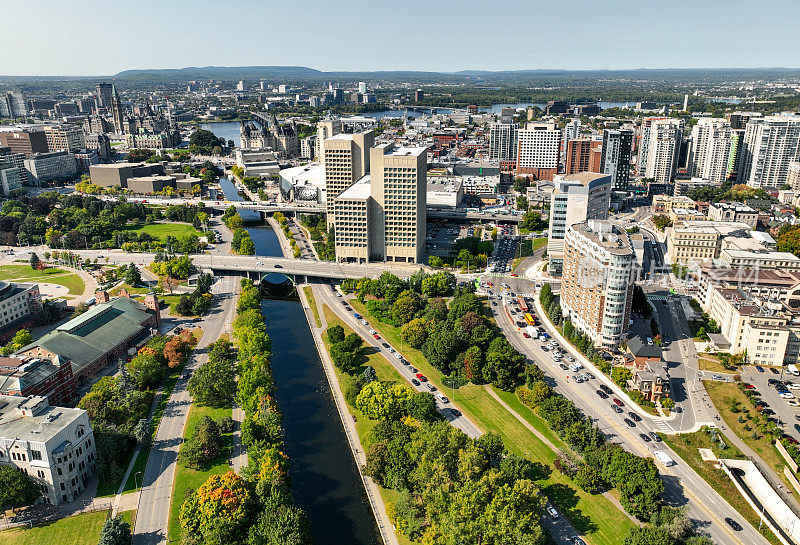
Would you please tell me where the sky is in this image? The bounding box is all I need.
[2,0,799,76]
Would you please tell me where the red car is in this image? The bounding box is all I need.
[373,334,380,340]
[510,273,518,277]
[415,373,428,382]
[486,282,494,286]
[522,332,530,338]
[613,398,624,407]
[744,383,756,390]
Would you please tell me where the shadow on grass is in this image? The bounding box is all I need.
[539,482,598,535]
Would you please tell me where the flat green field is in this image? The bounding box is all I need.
[167,404,233,541]
[122,223,204,242]
[0,510,134,545]
[349,299,635,545]
[0,265,84,295]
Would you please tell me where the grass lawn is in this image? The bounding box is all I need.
[121,223,203,242]
[0,265,65,280]
[167,404,233,542]
[109,283,150,297]
[349,299,635,545]
[663,430,779,545]
[304,286,320,327]
[697,354,734,373]
[704,381,788,475]
[532,237,548,251]
[0,510,134,545]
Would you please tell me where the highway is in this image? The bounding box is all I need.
[132,275,239,545]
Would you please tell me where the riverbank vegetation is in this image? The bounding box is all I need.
[178,279,311,545]
[222,206,256,255]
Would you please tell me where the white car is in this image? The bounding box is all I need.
[547,507,559,518]
[788,400,800,407]
[788,383,800,390]
[437,394,449,404]
[361,320,369,326]
[394,353,402,359]
[368,329,377,335]
[781,392,796,399]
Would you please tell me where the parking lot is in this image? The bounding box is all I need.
[740,365,800,441]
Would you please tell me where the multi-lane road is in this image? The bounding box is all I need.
[487,284,769,545]
[132,275,239,545]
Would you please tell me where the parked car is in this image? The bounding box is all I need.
[649,432,662,442]
[411,379,420,386]
[613,398,624,407]
[624,418,636,427]
[415,373,428,382]
[450,408,462,417]
[611,405,623,414]
[639,433,651,442]
[600,385,613,395]
[725,518,742,531]
[744,383,756,390]
[596,390,609,399]
[547,507,559,518]
[628,412,642,422]
[755,365,764,372]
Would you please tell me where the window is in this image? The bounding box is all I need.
[31,451,42,461]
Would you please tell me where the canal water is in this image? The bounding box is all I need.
[249,226,381,545]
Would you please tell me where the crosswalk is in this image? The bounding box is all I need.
[646,294,671,301]
[652,419,673,432]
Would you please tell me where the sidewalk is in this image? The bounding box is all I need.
[297,284,399,545]
[265,217,292,258]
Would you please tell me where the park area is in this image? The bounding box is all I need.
[0,265,85,297]
[0,510,134,545]
[118,222,204,243]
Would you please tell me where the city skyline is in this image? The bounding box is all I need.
[2,0,800,76]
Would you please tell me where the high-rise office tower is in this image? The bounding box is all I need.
[489,123,518,171]
[358,82,367,94]
[688,118,733,183]
[95,82,113,111]
[640,119,683,183]
[738,115,800,190]
[560,220,635,348]
[516,123,560,180]
[547,172,612,273]
[370,144,427,263]
[333,143,427,264]
[0,91,28,118]
[600,129,633,190]
[563,119,582,143]
[635,117,667,175]
[323,130,374,227]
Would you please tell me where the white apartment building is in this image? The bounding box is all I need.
[688,118,732,183]
[560,220,635,348]
[43,125,85,153]
[547,172,611,273]
[739,115,800,190]
[789,161,800,191]
[641,119,683,183]
[516,123,560,180]
[23,151,77,184]
[0,395,95,505]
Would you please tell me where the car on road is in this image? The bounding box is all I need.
[628,412,642,422]
[782,392,796,399]
[409,366,418,373]
[354,313,362,319]
[596,390,609,399]
[611,405,623,414]
[744,383,756,390]
[402,360,410,366]
[789,383,800,390]
[613,398,624,407]
[522,332,530,338]
[411,379,420,386]
[382,342,390,348]
[768,379,782,385]
[426,383,437,391]
[274,264,283,268]
[771,368,780,374]
[361,320,369,326]
[789,400,800,407]
[540,345,549,351]
[450,408,462,417]
[437,394,449,403]
[712,374,724,380]
[573,375,584,383]
[600,385,613,395]
[585,372,595,379]
[624,418,636,427]
[559,363,568,370]
[640,433,651,442]
[756,365,764,372]
[341,301,348,306]
[394,353,402,359]
[372,334,379,339]
[725,518,742,531]
[649,432,662,442]
[547,507,559,518]
[415,373,428,382]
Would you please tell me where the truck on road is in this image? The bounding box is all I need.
[654,450,675,467]
[788,364,800,376]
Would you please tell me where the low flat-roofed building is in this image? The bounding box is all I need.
[126,175,176,194]
[427,178,463,208]
[666,221,753,265]
[696,265,800,311]
[279,162,325,203]
[0,355,75,406]
[0,395,95,505]
[652,194,698,214]
[669,207,705,223]
[89,162,164,188]
[708,202,759,227]
[18,295,159,385]
[718,249,800,270]
[24,151,77,183]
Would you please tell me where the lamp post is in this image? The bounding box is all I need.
[134,470,142,492]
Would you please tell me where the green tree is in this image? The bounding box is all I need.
[326,324,345,344]
[98,515,132,545]
[405,392,440,423]
[623,527,675,545]
[1,329,33,355]
[125,264,142,287]
[180,472,253,543]
[239,236,256,255]
[179,416,224,469]
[29,252,39,269]
[355,381,415,420]
[516,195,528,210]
[401,318,429,348]
[0,465,38,509]
[188,358,236,407]
[391,293,420,325]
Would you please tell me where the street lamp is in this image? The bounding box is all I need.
[134,470,142,492]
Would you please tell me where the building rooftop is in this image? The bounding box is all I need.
[336,174,372,200]
[0,395,85,444]
[0,355,67,393]
[572,220,633,256]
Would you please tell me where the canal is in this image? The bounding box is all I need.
[248,226,381,545]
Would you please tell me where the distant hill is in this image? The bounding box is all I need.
[114,65,324,81]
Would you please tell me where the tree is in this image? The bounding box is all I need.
[623,527,675,545]
[405,392,440,422]
[189,358,236,407]
[1,329,32,355]
[125,264,142,287]
[0,465,39,510]
[391,293,420,325]
[401,318,429,348]
[134,418,151,448]
[29,252,39,269]
[180,471,253,544]
[516,195,528,210]
[239,236,256,255]
[98,515,132,545]
[355,381,415,420]
[180,416,224,469]
[326,324,345,344]
[652,215,672,231]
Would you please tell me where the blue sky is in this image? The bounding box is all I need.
[2,0,798,75]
